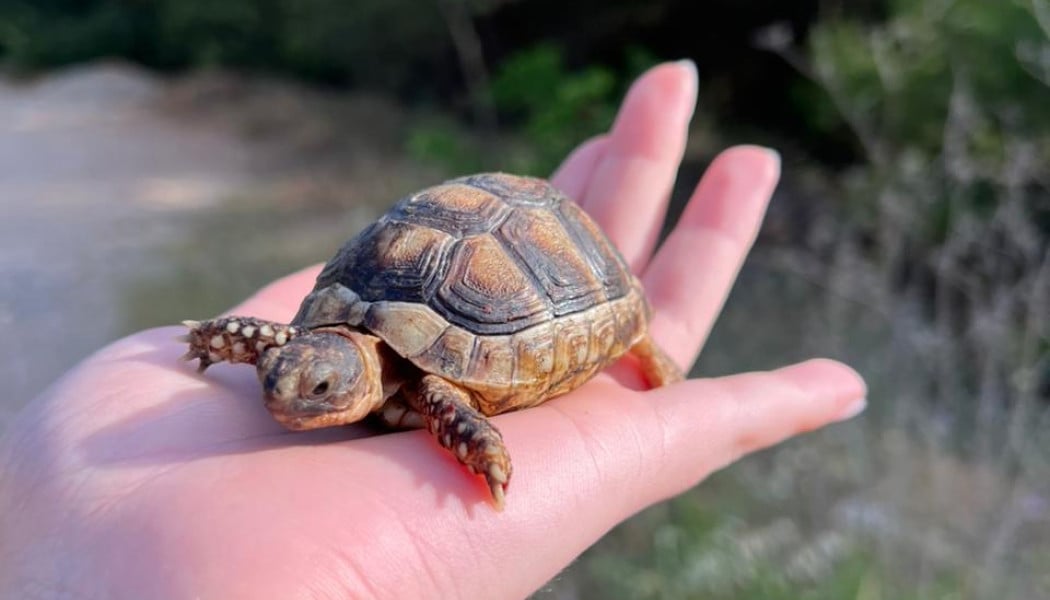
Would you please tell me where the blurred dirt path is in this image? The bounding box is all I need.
[0,64,254,427]
[0,63,430,429]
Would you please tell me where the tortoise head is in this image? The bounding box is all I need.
[256,329,384,430]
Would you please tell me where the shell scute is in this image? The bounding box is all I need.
[417,326,476,381]
[511,323,556,381]
[556,199,633,300]
[362,302,447,358]
[390,183,511,238]
[453,173,557,208]
[433,233,553,335]
[497,206,605,316]
[466,335,515,388]
[319,219,453,305]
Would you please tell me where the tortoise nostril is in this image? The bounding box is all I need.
[263,370,281,394]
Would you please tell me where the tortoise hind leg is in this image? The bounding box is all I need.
[405,375,512,510]
[630,333,685,387]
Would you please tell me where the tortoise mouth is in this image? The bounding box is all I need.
[266,402,362,430]
[268,410,310,431]
[263,394,328,415]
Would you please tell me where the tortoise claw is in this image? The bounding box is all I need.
[178,347,212,373]
[178,321,203,364]
[486,464,509,511]
[178,320,211,372]
[489,479,507,511]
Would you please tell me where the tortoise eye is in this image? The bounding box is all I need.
[302,363,338,400]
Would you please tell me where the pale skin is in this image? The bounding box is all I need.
[0,61,866,599]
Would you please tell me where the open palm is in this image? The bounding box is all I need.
[0,62,865,599]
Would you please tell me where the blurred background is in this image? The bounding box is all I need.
[1,0,1049,597]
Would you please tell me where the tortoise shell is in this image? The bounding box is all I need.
[292,173,648,413]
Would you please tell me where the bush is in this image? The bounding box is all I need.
[765,0,1050,417]
[489,43,619,174]
[791,0,1050,226]
[407,43,655,176]
[0,0,453,92]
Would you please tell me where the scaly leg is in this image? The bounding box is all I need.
[630,333,685,387]
[407,375,512,510]
[179,316,301,372]
[376,392,426,430]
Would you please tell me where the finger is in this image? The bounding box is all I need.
[581,60,697,272]
[643,145,780,368]
[550,134,609,201]
[645,359,867,497]
[225,264,324,322]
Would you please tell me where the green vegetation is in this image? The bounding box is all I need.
[0,0,451,91]
[794,0,1050,228]
[408,43,647,175]
[489,43,618,173]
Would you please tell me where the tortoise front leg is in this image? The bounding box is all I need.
[180,316,301,372]
[407,375,513,510]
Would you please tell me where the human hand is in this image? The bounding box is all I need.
[0,61,866,599]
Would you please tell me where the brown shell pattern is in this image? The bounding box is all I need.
[299,173,645,409]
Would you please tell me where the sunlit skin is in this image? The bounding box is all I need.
[0,62,866,599]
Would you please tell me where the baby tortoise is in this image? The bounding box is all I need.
[181,173,683,509]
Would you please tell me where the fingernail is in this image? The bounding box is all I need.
[674,59,698,120]
[835,397,867,422]
[676,58,698,79]
[761,146,781,168]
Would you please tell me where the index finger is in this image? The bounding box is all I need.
[226,264,324,322]
[643,146,780,369]
[578,61,697,273]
